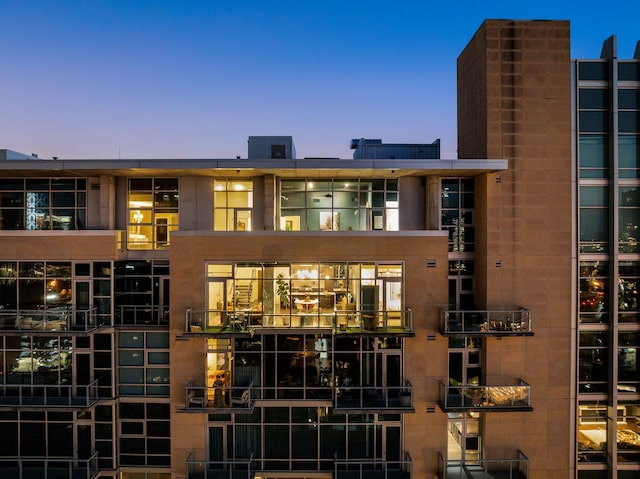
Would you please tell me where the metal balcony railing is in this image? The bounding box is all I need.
[438,379,532,412]
[185,308,413,335]
[334,451,412,479]
[183,382,255,412]
[438,450,528,479]
[335,381,414,411]
[185,452,254,479]
[0,451,99,479]
[0,308,97,332]
[116,305,169,327]
[0,379,100,408]
[439,309,532,336]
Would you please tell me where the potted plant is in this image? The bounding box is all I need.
[276,274,290,310]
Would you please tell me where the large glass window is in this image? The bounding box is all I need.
[441,178,475,253]
[620,187,640,252]
[227,406,401,470]
[580,185,608,253]
[280,179,398,231]
[118,331,169,396]
[579,134,609,178]
[205,262,403,331]
[214,179,253,231]
[619,261,640,324]
[579,261,608,324]
[4,335,72,385]
[579,331,609,393]
[0,178,86,230]
[578,401,608,463]
[119,402,170,467]
[618,332,639,393]
[128,178,178,249]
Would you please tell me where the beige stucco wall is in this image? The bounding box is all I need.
[458,20,574,479]
[168,232,450,478]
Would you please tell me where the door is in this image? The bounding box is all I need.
[208,279,229,328]
[382,278,402,328]
[448,413,481,461]
[209,426,226,464]
[376,349,402,400]
[74,280,90,329]
[154,276,170,324]
[378,424,401,462]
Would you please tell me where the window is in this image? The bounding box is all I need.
[579,185,608,253]
[118,332,170,396]
[619,262,640,323]
[0,178,86,230]
[579,261,608,325]
[119,402,170,466]
[214,179,253,231]
[280,179,398,231]
[619,187,640,252]
[441,178,475,253]
[128,178,178,249]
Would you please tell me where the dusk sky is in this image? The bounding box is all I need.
[1,1,638,160]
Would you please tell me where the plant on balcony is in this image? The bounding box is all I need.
[276,274,290,310]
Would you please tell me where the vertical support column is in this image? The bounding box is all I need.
[263,174,276,231]
[427,175,441,230]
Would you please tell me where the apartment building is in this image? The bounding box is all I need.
[0,18,637,479]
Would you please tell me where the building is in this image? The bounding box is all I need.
[0,18,637,479]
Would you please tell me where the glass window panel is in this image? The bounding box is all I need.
[581,186,608,206]
[580,89,608,109]
[26,179,49,190]
[147,332,169,348]
[619,135,640,170]
[119,350,144,366]
[579,135,608,172]
[619,62,640,81]
[119,333,144,348]
[619,89,640,109]
[580,111,608,132]
[0,191,24,206]
[120,369,144,384]
[579,62,607,81]
[0,179,24,190]
[619,111,640,133]
[129,179,153,191]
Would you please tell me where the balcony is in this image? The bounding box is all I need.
[335,381,415,413]
[438,450,528,479]
[334,452,412,479]
[185,453,254,479]
[438,379,532,412]
[0,451,99,479]
[0,308,98,332]
[181,382,255,413]
[0,380,100,408]
[184,308,414,336]
[439,309,532,336]
[116,305,169,327]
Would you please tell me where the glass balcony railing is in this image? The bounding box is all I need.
[0,308,97,332]
[335,381,414,412]
[439,309,532,336]
[116,305,169,327]
[182,382,255,412]
[185,308,413,335]
[438,379,532,412]
[0,451,100,479]
[334,452,412,479]
[0,379,100,408]
[185,453,254,479]
[438,450,528,479]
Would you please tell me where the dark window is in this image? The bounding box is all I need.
[271,145,286,159]
[579,62,608,81]
[619,62,640,81]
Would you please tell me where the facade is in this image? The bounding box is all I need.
[0,18,637,479]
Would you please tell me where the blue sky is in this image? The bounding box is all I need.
[1,1,638,160]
